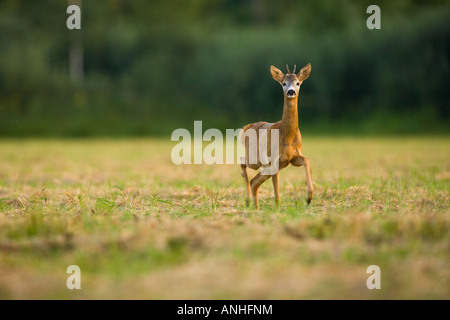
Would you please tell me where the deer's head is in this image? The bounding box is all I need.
[270,63,311,99]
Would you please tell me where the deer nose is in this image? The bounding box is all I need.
[287,89,295,96]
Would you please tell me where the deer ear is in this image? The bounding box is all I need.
[297,63,311,81]
[270,65,285,83]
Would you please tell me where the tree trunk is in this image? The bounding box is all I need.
[68,0,84,83]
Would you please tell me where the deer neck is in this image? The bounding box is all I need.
[280,96,299,141]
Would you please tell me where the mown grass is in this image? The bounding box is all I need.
[0,136,448,299]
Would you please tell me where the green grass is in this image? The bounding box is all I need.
[0,136,449,299]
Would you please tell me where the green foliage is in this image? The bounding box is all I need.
[0,1,448,136]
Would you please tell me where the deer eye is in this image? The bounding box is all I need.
[283,83,286,86]
[296,82,300,86]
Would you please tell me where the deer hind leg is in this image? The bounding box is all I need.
[250,172,271,209]
[291,155,314,204]
[240,164,252,206]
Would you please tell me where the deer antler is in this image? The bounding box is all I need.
[293,65,297,74]
[286,64,291,74]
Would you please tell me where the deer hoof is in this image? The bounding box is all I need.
[306,191,313,205]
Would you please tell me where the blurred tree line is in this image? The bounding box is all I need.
[0,0,448,136]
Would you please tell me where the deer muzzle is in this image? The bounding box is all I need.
[286,88,296,97]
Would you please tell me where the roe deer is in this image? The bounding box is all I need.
[240,63,313,209]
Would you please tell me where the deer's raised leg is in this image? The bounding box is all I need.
[304,158,314,204]
[272,171,280,208]
[240,164,252,206]
[250,172,271,209]
[291,155,314,204]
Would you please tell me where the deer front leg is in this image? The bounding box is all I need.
[292,156,314,204]
[304,158,314,204]
[250,172,271,209]
[272,171,280,208]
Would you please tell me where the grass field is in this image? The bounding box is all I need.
[0,136,449,299]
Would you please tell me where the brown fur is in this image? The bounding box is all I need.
[241,64,314,209]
